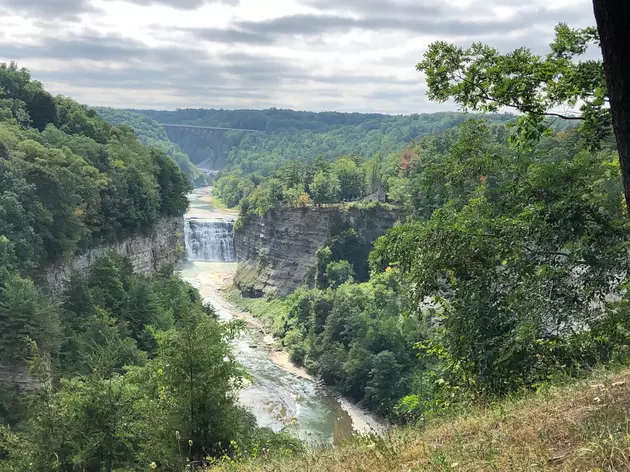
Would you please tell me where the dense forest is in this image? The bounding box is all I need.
[95,108,209,186]
[3,10,630,471]
[0,63,299,470]
[225,23,630,426]
[234,121,629,421]
[125,108,515,175]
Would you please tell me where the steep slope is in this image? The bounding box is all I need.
[0,63,190,392]
[217,367,630,471]
[96,107,209,186]
[234,204,402,297]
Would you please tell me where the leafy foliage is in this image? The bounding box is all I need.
[0,62,190,363]
[252,268,424,419]
[1,256,301,470]
[417,24,609,151]
[135,108,514,176]
[373,121,629,406]
[96,107,209,186]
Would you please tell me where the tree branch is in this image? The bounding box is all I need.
[459,75,584,121]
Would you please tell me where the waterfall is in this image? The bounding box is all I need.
[184,218,236,262]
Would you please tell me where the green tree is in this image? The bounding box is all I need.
[0,276,59,361]
[332,157,365,201]
[415,22,630,216]
[324,260,355,288]
[315,246,332,289]
[373,126,628,395]
[27,90,57,132]
[3,340,142,472]
[151,149,191,216]
[134,311,251,468]
[417,24,606,151]
[364,351,404,416]
[310,170,340,204]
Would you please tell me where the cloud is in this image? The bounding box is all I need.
[235,12,539,38]
[125,0,239,8]
[0,0,597,114]
[184,27,273,45]
[0,0,94,18]
[0,0,239,19]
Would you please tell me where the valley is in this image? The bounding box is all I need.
[3,9,630,467]
[179,188,384,445]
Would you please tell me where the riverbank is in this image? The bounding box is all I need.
[179,260,385,441]
[187,186,238,220]
[214,367,630,471]
[229,296,384,436]
[222,286,386,436]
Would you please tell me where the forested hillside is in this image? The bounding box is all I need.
[0,63,299,470]
[96,107,209,186]
[0,63,190,278]
[3,10,630,470]
[132,108,515,175]
[233,121,629,421]
[226,23,630,439]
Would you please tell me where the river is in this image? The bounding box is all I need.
[179,187,383,446]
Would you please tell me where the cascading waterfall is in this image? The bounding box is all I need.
[184,218,236,262]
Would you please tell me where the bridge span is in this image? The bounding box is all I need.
[159,123,262,133]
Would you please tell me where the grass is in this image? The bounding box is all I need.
[199,193,228,210]
[214,367,630,472]
[224,288,288,336]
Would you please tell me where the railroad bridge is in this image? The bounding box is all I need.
[159,123,263,170]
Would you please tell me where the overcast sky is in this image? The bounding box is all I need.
[0,0,595,114]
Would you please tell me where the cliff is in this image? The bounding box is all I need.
[42,216,184,295]
[1,217,185,393]
[234,205,401,297]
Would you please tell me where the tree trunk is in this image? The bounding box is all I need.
[593,0,630,216]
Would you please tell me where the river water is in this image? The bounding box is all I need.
[179,188,382,446]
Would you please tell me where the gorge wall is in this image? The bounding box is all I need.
[234,205,401,297]
[2,216,185,392]
[42,216,184,294]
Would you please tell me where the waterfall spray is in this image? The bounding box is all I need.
[184,219,236,262]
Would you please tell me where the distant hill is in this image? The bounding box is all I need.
[95,107,209,186]
[128,109,517,175]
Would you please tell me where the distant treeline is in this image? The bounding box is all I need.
[125,108,516,175]
[95,107,209,186]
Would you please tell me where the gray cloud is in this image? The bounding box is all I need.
[0,33,309,102]
[213,0,592,45]
[125,0,238,8]
[235,2,594,39]
[184,27,273,45]
[0,0,597,113]
[0,0,239,18]
[0,34,196,63]
[235,13,535,37]
[0,0,94,18]
[306,0,586,21]
[0,28,429,111]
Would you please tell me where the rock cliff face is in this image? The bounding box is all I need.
[0,362,45,394]
[3,217,185,393]
[234,205,401,297]
[42,216,184,295]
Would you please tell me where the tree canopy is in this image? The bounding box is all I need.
[417,24,608,151]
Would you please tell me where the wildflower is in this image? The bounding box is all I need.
[150,462,157,469]
[385,266,392,273]
[188,440,193,447]
[175,431,181,440]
